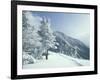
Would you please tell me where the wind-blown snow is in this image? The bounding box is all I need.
[23,51,90,69]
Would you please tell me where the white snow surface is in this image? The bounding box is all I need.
[23,51,90,69]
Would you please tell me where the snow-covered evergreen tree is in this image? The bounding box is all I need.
[22,11,42,64]
[74,46,82,59]
[38,17,56,59]
[22,52,36,65]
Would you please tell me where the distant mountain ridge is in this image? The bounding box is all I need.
[50,31,90,60]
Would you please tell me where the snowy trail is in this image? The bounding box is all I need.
[58,53,89,66]
[23,51,89,69]
[59,53,83,66]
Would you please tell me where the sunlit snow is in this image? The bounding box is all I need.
[23,51,89,69]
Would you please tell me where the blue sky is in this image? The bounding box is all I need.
[29,11,90,47]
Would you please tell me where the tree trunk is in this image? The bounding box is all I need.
[46,49,48,60]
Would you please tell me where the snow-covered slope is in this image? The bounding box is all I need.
[23,51,89,69]
[51,31,90,59]
[59,53,90,66]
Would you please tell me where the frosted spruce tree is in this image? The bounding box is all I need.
[38,17,56,60]
[22,11,42,64]
[74,46,82,59]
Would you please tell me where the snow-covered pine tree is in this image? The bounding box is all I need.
[74,46,82,59]
[22,11,42,64]
[38,17,56,60]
